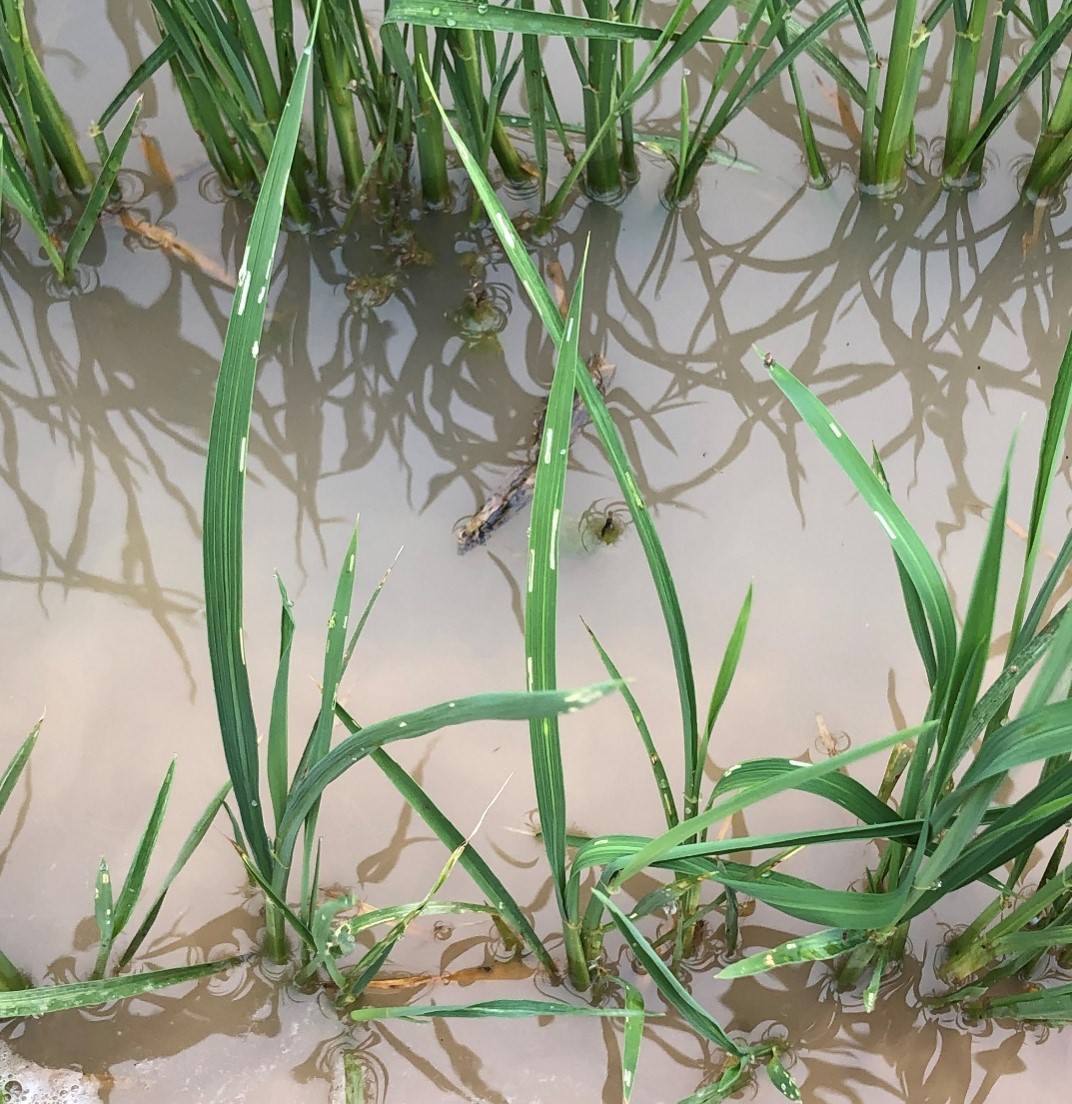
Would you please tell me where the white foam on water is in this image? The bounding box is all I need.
[0,1041,103,1104]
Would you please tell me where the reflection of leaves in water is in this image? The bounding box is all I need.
[4,149,1070,690]
[0,240,211,688]
[14,905,269,1067]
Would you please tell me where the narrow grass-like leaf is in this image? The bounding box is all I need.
[267,575,295,831]
[92,858,115,977]
[768,355,956,692]
[350,998,651,1021]
[949,700,1072,792]
[118,779,232,969]
[766,1052,801,1102]
[524,245,588,919]
[966,605,1068,741]
[584,620,678,828]
[912,762,1072,913]
[98,37,179,128]
[708,756,901,825]
[0,721,39,814]
[1012,331,1072,651]
[608,725,925,887]
[387,0,736,43]
[202,11,319,876]
[299,522,361,907]
[596,889,743,1056]
[709,862,911,929]
[365,739,555,973]
[0,946,27,993]
[601,975,645,1102]
[925,441,1011,797]
[0,959,243,1017]
[275,683,621,876]
[718,927,868,979]
[63,99,141,281]
[698,585,752,768]
[0,131,64,275]
[110,760,176,938]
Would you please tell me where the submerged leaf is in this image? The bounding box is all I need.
[350,998,652,1021]
[0,959,244,1017]
[718,927,868,979]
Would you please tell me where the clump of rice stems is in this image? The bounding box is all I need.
[203,12,617,990]
[663,0,842,200]
[0,0,92,216]
[709,337,1072,1010]
[98,0,528,213]
[940,2,1072,190]
[0,720,241,1015]
[1019,5,1072,204]
[2,101,142,284]
[97,0,313,222]
[821,0,1072,195]
[388,0,795,217]
[847,0,940,194]
[0,6,142,285]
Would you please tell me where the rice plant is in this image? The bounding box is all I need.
[390,0,837,216]
[1,102,141,284]
[0,721,240,1015]
[940,1,1072,190]
[98,0,313,221]
[706,338,1071,1006]
[0,724,38,993]
[0,0,142,284]
[423,68,912,1100]
[202,12,618,987]
[0,0,92,215]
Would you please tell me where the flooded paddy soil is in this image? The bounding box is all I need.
[2,1,1072,1101]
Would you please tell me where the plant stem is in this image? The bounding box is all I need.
[563,921,592,990]
[264,901,290,964]
[0,947,28,992]
[942,0,988,182]
[870,11,929,192]
[580,0,620,198]
[413,25,450,205]
[1023,64,1072,200]
[310,3,366,195]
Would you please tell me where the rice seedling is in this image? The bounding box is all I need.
[425,68,913,1100]
[662,0,845,199]
[706,342,1072,1008]
[0,7,142,286]
[0,723,38,993]
[202,12,619,987]
[91,764,233,980]
[940,2,1072,189]
[390,0,834,216]
[0,0,92,216]
[0,720,240,1015]
[98,0,314,220]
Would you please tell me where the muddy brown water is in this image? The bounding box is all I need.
[2,2,1072,1101]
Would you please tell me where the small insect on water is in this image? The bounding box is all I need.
[763,351,775,368]
[579,499,632,550]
